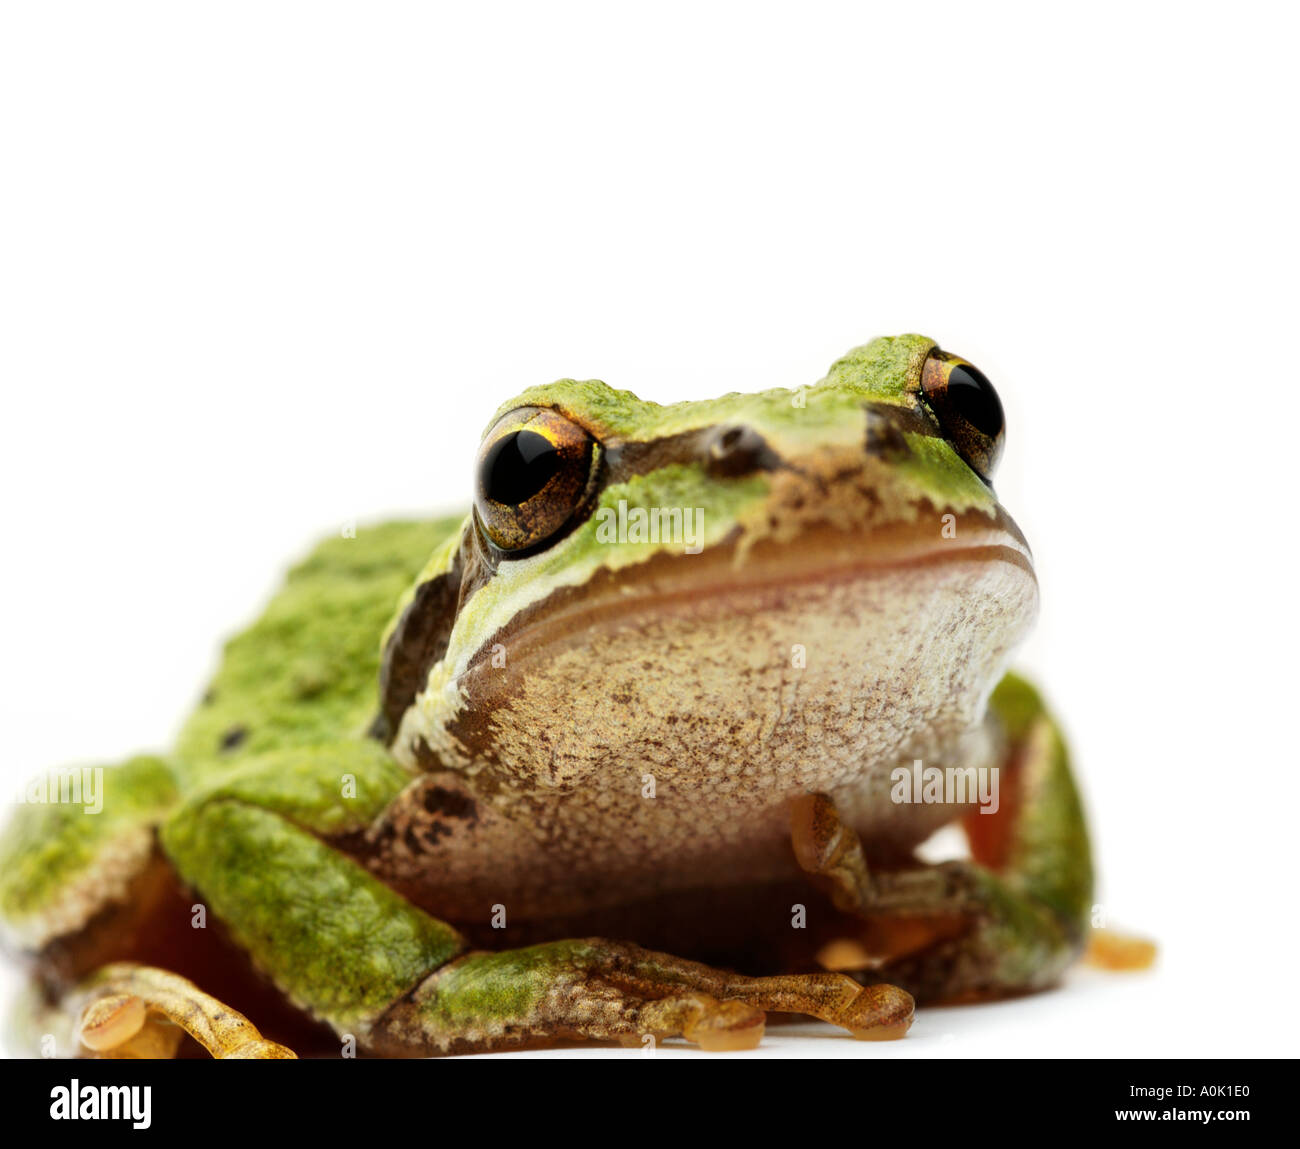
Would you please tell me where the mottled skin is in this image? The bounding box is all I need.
[0,335,1094,1057]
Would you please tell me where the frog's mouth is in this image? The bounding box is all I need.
[468,507,1033,668]
[437,505,1038,790]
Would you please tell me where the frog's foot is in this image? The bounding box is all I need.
[1083,929,1158,971]
[790,791,876,913]
[796,804,1082,999]
[368,939,914,1054]
[70,963,297,1059]
[792,675,1099,1001]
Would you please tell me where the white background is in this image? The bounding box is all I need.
[1,2,1296,1059]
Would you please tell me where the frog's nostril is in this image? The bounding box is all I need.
[705,425,779,477]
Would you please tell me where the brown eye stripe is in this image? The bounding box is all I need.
[603,423,782,483]
[862,400,942,444]
[371,539,468,745]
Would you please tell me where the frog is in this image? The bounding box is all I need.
[0,333,1102,1058]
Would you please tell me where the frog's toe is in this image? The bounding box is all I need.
[612,970,913,1049]
[637,992,766,1051]
[1083,929,1158,971]
[838,983,916,1040]
[69,963,297,1059]
[76,992,148,1052]
[727,970,915,1040]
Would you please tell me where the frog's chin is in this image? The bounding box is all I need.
[431,509,1038,797]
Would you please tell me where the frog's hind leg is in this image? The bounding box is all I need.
[794,672,1098,1001]
[368,940,914,1055]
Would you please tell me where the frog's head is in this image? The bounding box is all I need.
[377,335,1037,797]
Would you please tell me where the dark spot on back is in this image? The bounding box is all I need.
[219,726,247,752]
[403,824,430,853]
[421,785,478,823]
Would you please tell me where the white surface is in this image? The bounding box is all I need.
[1,2,1296,1058]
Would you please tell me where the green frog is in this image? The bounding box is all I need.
[0,334,1098,1057]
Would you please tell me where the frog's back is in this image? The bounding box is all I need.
[174,517,464,782]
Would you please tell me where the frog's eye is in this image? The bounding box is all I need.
[475,406,599,554]
[919,350,1005,483]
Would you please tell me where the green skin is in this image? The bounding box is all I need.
[0,335,1093,1056]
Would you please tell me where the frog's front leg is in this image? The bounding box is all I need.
[70,965,296,1058]
[153,743,912,1054]
[794,672,1094,1000]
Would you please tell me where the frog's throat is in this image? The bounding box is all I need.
[389,506,1036,778]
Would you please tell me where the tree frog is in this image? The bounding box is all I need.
[0,334,1102,1057]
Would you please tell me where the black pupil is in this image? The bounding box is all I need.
[945,363,1004,439]
[480,429,561,506]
